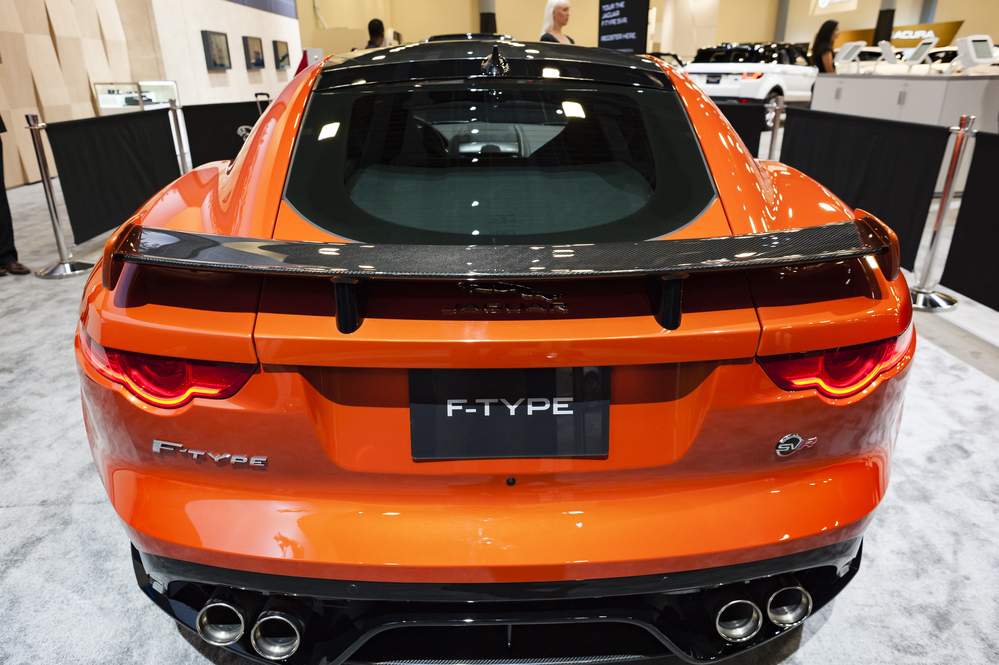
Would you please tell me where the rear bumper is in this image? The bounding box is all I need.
[701,96,763,105]
[684,79,766,102]
[134,537,863,664]
[81,347,906,583]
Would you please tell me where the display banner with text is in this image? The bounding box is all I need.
[835,21,964,48]
[598,0,649,54]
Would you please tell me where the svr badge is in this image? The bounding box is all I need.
[776,433,817,458]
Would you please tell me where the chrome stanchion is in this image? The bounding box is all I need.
[254,92,270,116]
[765,95,784,161]
[168,98,190,175]
[910,114,976,311]
[25,114,93,279]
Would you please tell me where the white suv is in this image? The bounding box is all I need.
[683,43,817,124]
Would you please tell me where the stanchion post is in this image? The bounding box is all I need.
[25,114,93,279]
[168,98,190,175]
[910,114,976,311]
[766,95,784,161]
[255,92,270,116]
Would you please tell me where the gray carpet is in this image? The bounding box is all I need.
[1,181,998,664]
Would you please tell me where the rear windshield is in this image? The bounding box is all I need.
[694,48,769,63]
[284,80,715,245]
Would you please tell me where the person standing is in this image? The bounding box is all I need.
[0,116,30,277]
[810,20,839,73]
[540,0,574,44]
[366,19,385,49]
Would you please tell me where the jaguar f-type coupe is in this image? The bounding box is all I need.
[77,38,912,664]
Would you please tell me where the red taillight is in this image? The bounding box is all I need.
[742,72,765,79]
[759,323,914,398]
[79,328,256,407]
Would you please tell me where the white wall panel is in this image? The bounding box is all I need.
[149,0,301,105]
[0,0,127,186]
[94,0,132,81]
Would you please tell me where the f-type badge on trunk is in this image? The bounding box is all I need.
[776,433,817,458]
[153,440,267,466]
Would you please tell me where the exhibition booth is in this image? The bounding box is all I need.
[2,1,999,664]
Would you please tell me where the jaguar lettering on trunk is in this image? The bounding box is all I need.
[444,282,568,314]
[443,302,569,314]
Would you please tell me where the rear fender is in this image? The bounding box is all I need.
[127,60,324,239]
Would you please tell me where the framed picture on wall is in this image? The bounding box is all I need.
[243,36,265,70]
[201,31,232,70]
[273,40,290,69]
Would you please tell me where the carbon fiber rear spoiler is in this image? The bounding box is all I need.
[105,214,899,333]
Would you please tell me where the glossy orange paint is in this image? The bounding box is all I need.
[80,261,261,364]
[76,55,915,586]
[125,59,325,239]
[750,256,912,356]
[666,67,855,235]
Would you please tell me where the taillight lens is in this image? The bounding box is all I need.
[759,323,914,398]
[79,328,256,407]
[742,72,765,79]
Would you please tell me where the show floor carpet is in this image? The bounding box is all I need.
[1,182,998,664]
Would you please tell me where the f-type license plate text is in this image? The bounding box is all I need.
[409,367,610,460]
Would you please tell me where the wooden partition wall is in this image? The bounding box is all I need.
[0,0,131,188]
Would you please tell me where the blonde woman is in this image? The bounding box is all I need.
[540,0,574,44]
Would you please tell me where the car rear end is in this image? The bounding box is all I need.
[683,46,774,101]
[77,41,913,665]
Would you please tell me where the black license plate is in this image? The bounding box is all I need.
[706,75,721,84]
[409,367,610,460]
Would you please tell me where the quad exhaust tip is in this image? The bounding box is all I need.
[715,599,763,643]
[251,608,305,661]
[196,598,245,647]
[767,585,813,629]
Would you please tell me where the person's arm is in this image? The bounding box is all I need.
[822,50,833,73]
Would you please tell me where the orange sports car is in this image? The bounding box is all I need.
[76,39,912,664]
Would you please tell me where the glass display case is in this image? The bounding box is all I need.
[93,81,179,115]
[138,81,180,109]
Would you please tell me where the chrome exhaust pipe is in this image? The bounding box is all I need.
[766,583,812,629]
[196,590,246,647]
[715,597,763,643]
[251,598,307,661]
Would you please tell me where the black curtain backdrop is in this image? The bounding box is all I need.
[183,102,262,167]
[716,103,766,156]
[45,110,180,244]
[940,131,999,310]
[780,107,951,270]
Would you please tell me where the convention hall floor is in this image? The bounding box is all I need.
[1,180,998,665]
